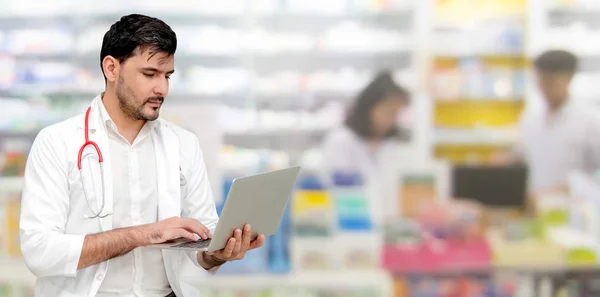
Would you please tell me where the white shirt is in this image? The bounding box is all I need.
[518,100,600,192]
[320,126,402,220]
[96,101,171,296]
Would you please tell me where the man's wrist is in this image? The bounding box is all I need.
[128,226,148,247]
[198,252,226,270]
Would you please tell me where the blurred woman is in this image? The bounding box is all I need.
[321,71,410,219]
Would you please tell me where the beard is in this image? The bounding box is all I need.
[115,76,163,121]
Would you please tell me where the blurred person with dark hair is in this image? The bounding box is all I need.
[321,71,410,218]
[19,14,262,297]
[508,49,600,193]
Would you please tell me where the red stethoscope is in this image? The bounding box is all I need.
[78,107,111,219]
[76,106,186,219]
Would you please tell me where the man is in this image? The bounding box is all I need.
[19,14,264,297]
[514,50,600,193]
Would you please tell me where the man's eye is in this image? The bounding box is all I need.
[143,73,153,77]
[166,76,171,80]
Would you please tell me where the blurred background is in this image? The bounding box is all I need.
[3,0,600,296]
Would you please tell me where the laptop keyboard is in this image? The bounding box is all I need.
[172,239,211,249]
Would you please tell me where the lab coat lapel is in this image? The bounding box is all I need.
[87,97,114,232]
[154,123,181,220]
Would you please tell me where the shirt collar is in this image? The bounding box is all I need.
[98,93,115,131]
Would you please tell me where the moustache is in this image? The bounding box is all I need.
[145,97,164,104]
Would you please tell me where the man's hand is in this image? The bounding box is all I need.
[138,216,212,246]
[198,224,265,269]
[78,217,211,270]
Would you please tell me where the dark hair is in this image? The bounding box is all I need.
[534,50,578,73]
[100,14,177,81]
[345,71,409,140]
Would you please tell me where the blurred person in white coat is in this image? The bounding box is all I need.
[321,71,410,219]
[508,50,600,194]
[19,14,264,297]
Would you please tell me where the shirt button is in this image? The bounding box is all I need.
[96,274,104,281]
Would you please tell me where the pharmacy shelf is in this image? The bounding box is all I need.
[1,127,328,152]
[0,256,35,285]
[0,10,415,30]
[65,51,414,71]
[187,270,393,290]
[5,51,414,71]
[0,176,24,193]
[435,128,519,145]
[0,130,39,139]
[224,129,327,153]
[548,7,600,28]
[0,90,357,106]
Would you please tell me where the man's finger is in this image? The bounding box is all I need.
[169,229,197,242]
[203,225,212,238]
[193,219,211,238]
[249,234,265,250]
[222,238,236,258]
[232,228,242,256]
[180,218,209,240]
[241,224,252,250]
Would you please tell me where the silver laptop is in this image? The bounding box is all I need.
[148,166,301,252]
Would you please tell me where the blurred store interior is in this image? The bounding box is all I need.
[3,0,600,296]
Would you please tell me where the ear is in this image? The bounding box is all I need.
[102,56,119,83]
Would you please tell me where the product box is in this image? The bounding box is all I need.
[488,221,564,268]
[290,237,336,271]
[535,192,570,228]
[490,238,564,268]
[547,228,599,268]
[0,139,30,177]
[394,276,517,297]
[2,192,21,257]
[333,232,381,270]
[382,239,492,273]
[292,190,334,237]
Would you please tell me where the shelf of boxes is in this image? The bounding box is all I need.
[428,0,528,165]
[0,0,425,154]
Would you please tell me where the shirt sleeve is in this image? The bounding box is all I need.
[19,128,85,278]
[180,134,221,274]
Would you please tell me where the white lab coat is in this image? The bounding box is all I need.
[517,100,600,192]
[320,126,402,221]
[19,96,220,297]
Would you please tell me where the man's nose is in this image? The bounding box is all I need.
[153,78,168,96]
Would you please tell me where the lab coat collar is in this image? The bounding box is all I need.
[76,94,102,130]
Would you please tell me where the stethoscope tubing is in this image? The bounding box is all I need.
[79,106,111,219]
